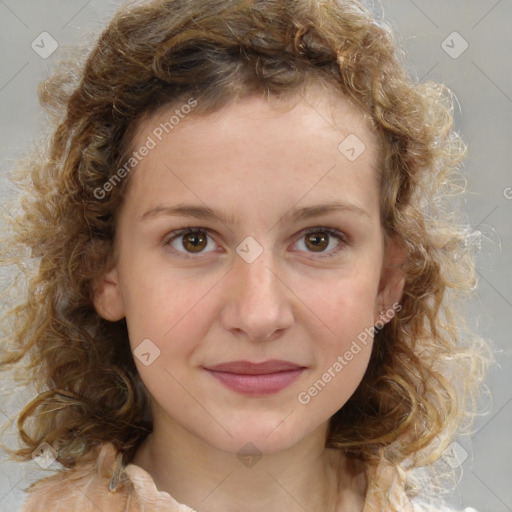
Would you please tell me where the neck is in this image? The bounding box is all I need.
[131,414,366,512]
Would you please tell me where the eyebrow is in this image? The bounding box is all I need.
[139,201,369,225]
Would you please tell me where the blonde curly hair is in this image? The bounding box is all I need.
[1,0,490,508]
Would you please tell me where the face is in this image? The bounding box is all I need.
[94,86,404,456]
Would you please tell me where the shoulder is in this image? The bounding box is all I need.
[22,442,197,512]
[413,502,480,512]
[22,443,132,512]
[362,461,479,512]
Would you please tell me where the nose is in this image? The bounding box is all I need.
[220,247,294,342]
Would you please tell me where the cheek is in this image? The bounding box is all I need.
[125,286,211,405]
[293,269,379,398]
[295,276,377,413]
[119,262,213,356]
[299,270,379,342]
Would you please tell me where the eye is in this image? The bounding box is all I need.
[163,226,348,259]
[164,228,217,257]
[292,227,347,257]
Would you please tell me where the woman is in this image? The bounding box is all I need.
[0,1,489,510]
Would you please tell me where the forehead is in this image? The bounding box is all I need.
[122,84,381,224]
[135,80,378,153]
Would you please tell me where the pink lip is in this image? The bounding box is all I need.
[204,360,306,396]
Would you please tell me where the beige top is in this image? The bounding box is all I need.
[21,443,475,512]
[22,443,195,512]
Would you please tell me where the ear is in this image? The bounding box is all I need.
[93,267,126,321]
[375,235,407,325]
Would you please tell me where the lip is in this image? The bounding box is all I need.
[204,360,306,396]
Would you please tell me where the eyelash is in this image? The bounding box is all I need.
[163,226,348,260]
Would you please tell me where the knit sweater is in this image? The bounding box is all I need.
[21,443,477,512]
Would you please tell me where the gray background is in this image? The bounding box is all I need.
[0,1,511,511]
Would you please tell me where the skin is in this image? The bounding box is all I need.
[94,84,405,512]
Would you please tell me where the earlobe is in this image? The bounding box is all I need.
[93,267,126,321]
[375,236,407,324]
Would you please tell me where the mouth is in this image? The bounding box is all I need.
[203,360,306,396]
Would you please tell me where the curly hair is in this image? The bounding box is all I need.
[0,0,490,508]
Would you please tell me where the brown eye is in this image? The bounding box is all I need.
[293,227,347,258]
[182,231,208,252]
[166,228,216,257]
[304,232,329,252]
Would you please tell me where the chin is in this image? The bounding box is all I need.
[199,415,316,457]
